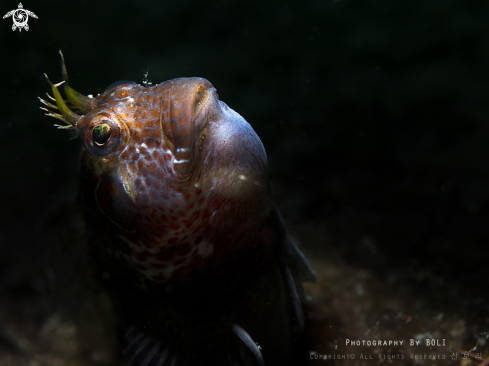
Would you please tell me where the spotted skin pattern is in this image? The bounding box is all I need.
[76,78,272,285]
[42,64,317,365]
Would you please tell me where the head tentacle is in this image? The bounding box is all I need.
[59,50,96,114]
[40,74,80,129]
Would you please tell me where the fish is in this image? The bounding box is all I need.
[40,51,316,366]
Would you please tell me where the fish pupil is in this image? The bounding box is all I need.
[93,124,112,146]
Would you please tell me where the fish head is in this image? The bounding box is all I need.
[41,55,272,283]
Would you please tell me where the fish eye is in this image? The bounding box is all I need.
[93,124,112,146]
[78,113,128,158]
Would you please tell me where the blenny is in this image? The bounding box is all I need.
[40,52,315,366]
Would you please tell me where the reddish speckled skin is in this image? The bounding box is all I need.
[76,78,272,285]
[42,69,315,365]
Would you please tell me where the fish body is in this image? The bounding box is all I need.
[41,53,315,366]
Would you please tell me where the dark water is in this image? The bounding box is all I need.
[1,0,488,365]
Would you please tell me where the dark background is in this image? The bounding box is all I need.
[1,0,488,363]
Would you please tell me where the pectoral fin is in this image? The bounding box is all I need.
[285,237,316,285]
[232,324,265,366]
[122,318,264,366]
[272,208,316,340]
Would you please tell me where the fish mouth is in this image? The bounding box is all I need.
[94,178,136,234]
[162,78,213,182]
